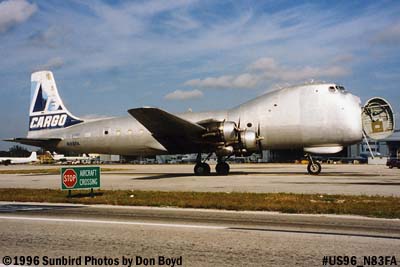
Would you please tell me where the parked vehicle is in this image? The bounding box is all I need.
[386,158,400,169]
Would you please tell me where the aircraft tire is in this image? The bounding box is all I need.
[194,163,211,176]
[307,162,321,175]
[216,162,230,175]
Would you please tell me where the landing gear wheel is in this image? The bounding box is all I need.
[194,163,211,176]
[216,162,230,175]
[307,162,321,175]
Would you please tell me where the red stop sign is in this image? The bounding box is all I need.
[63,169,77,188]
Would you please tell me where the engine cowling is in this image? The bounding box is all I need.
[218,121,237,143]
[201,120,261,156]
[202,121,238,144]
[239,130,258,151]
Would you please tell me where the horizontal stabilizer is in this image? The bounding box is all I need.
[4,137,61,149]
[128,107,206,153]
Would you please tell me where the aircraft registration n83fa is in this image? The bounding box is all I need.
[6,71,395,175]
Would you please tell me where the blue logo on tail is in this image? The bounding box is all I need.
[29,113,83,131]
[29,83,83,131]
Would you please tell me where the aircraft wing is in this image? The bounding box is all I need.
[4,137,61,149]
[128,107,208,153]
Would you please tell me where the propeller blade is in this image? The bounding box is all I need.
[257,122,263,156]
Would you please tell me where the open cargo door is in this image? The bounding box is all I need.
[362,97,394,140]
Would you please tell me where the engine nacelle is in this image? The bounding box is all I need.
[201,120,261,156]
[202,121,238,144]
[218,121,237,143]
[239,130,258,152]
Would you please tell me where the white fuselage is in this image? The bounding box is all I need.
[0,152,38,164]
[27,83,363,156]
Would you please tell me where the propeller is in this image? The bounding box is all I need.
[256,122,264,157]
[236,118,243,151]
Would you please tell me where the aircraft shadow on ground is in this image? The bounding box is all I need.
[129,171,383,180]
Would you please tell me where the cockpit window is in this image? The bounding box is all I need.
[336,85,346,92]
[329,86,336,92]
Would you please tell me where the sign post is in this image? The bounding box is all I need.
[61,166,100,197]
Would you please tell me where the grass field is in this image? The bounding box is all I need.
[0,188,399,219]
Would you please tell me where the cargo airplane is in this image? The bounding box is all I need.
[6,71,395,175]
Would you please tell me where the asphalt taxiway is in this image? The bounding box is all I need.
[0,163,399,196]
[0,202,399,266]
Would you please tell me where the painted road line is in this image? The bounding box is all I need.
[0,216,227,230]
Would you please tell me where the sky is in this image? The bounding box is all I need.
[0,0,400,150]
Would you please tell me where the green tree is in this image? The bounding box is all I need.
[8,145,30,157]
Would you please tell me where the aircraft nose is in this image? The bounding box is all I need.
[343,93,363,143]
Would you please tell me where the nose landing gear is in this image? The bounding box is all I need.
[306,154,321,175]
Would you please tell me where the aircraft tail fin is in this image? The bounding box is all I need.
[29,152,37,161]
[29,71,84,132]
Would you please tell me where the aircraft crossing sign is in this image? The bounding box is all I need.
[61,166,100,190]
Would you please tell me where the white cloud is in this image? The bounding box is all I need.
[35,57,64,71]
[184,73,261,89]
[232,73,261,88]
[87,0,197,37]
[0,0,37,33]
[184,57,349,89]
[262,65,349,81]
[250,57,349,81]
[185,75,233,88]
[165,89,203,100]
[249,57,277,71]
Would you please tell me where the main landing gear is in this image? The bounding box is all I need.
[194,162,211,176]
[193,153,231,176]
[194,153,211,176]
[306,154,321,175]
[216,158,230,175]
